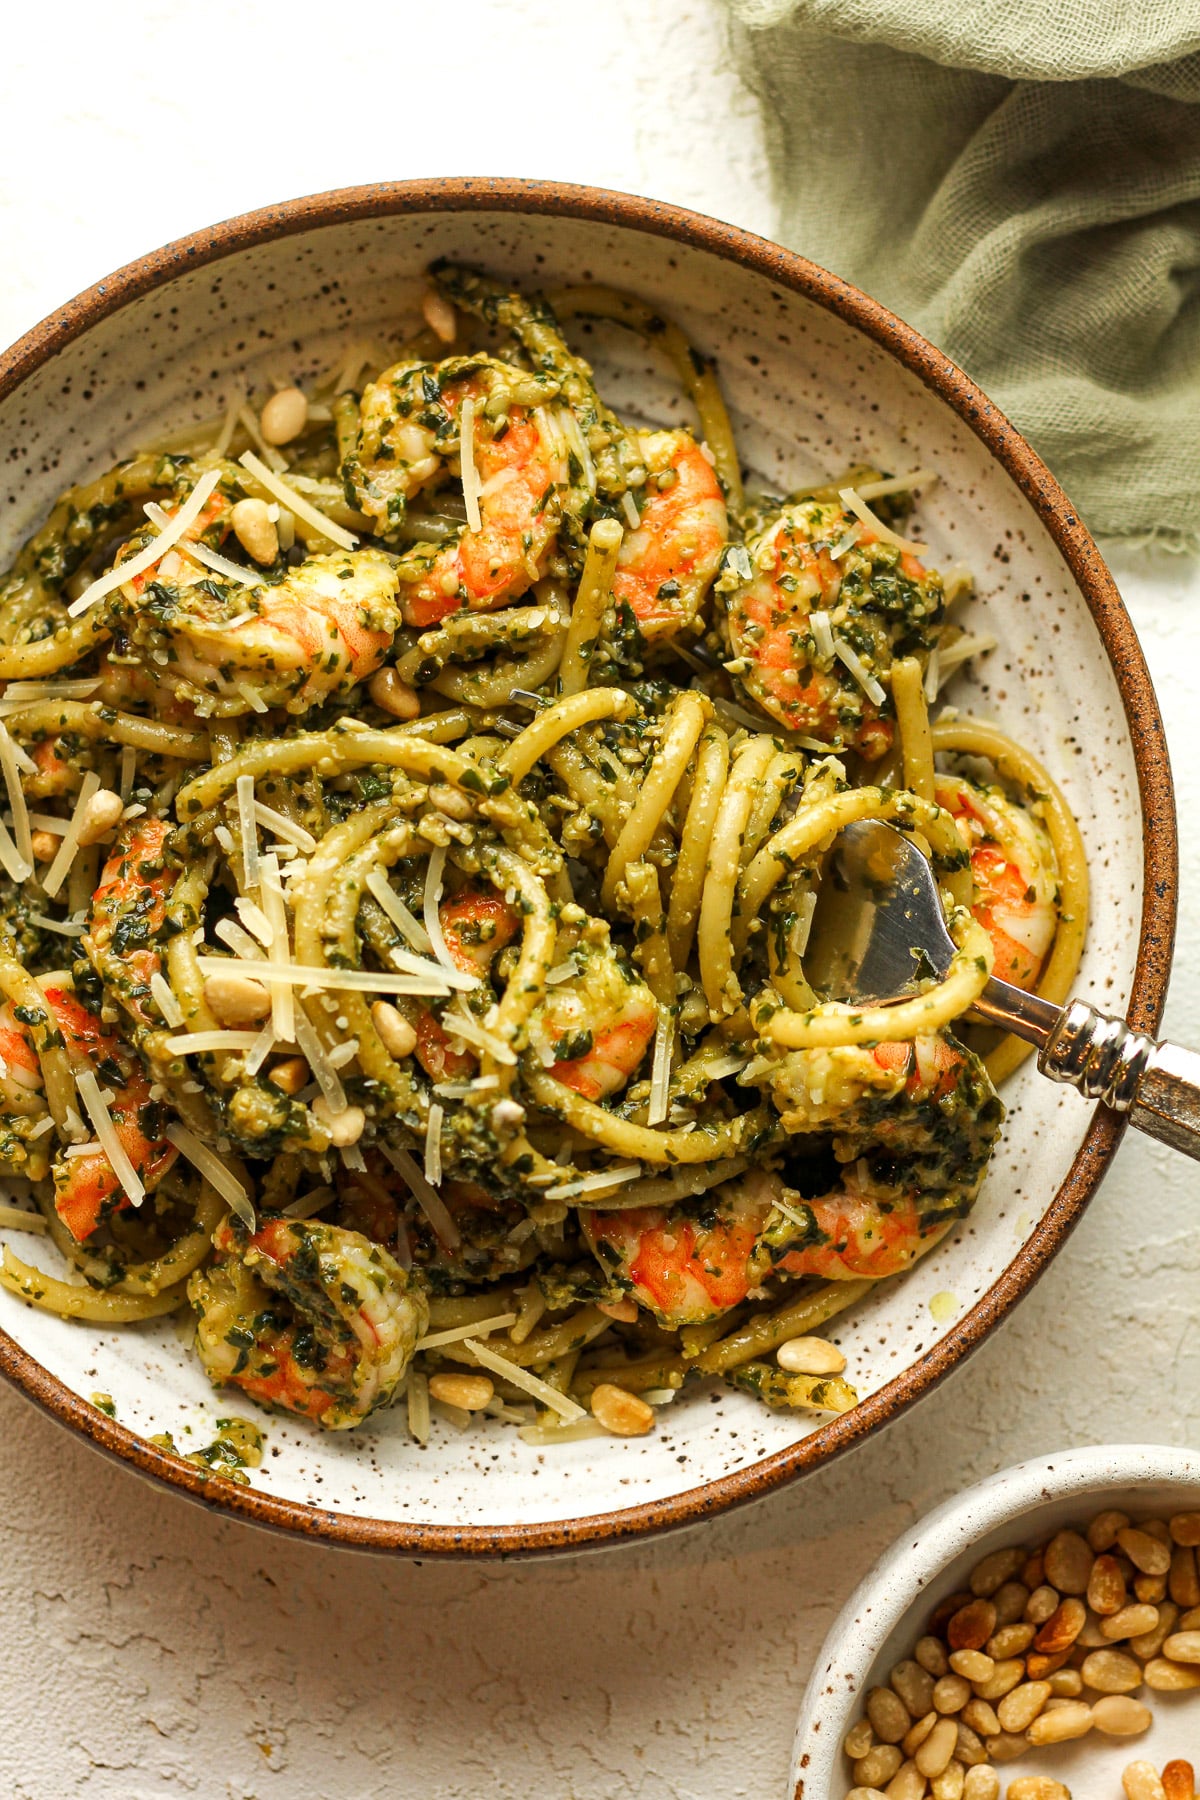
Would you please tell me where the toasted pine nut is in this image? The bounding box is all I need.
[883,1760,924,1800]
[1162,1762,1196,1800]
[1089,1553,1128,1615]
[891,1662,935,1719]
[1169,1545,1200,1608]
[311,1096,365,1146]
[1170,1512,1200,1547]
[962,1771,999,1800]
[914,1716,958,1779]
[76,787,125,846]
[1080,1647,1143,1693]
[371,1001,417,1060]
[866,1687,911,1744]
[1026,1699,1092,1744]
[368,667,421,719]
[590,1382,654,1437]
[930,1763,964,1800]
[422,290,457,344]
[1048,1668,1083,1697]
[970,1657,1024,1701]
[1091,1693,1152,1735]
[1044,1529,1094,1595]
[901,1712,936,1757]
[986,1623,1034,1658]
[1076,1610,1111,1646]
[1129,1597,1177,1659]
[268,1056,308,1095]
[1025,1585,1060,1625]
[1033,1596,1086,1653]
[1160,1627,1200,1663]
[845,1790,888,1800]
[1089,1509,1131,1552]
[948,1651,992,1683]
[1101,1603,1159,1642]
[983,1732,1027,1763]
[960,1699,1000,1737]
[915,1636,949,1677]
[776,1334,847,1375]
[1134,1571,1168,1603]
[1121,1765,1167,1800]
[1006,1782,1070,1800]
[203,971,272,1027]
[1144,1654,1200,1690]
[969,1547,1025,1597]
[953,1721,986,1767]
[844,1719,875,1760]
[996,1679,1051,1733]
[230,497,278,564]
[1022,1551,1045,1589]
[1118,1526,1172,1577]
[948,1600,995,1651]
[1178,1604,1200,1629]
[990,1582,1030,1627]
[30,829,57,862]
[932,1673,970,1712]
[428,1372,494,1411]
[260,386,308,445]
[855,1746,902,1788]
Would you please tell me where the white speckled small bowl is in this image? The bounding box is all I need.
[791,1443,1200,1799]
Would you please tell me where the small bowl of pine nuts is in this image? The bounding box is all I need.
[790,1444,1200,1800]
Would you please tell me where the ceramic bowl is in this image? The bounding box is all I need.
[0,181,1176,1555]
[791,1443,1200,1798]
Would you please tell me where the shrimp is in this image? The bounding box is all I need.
[529,929,657,1101]
[0,1003,55,1181]
[413,887,523,1083]
[110,523,402,715]
[345,356,569,628]
[82,817,175,1037]
[611,430,727,639]
[189,1216,427,1428]
[583,1033,1001,1327]
[722,494,943,756]
[937,774,1058,990]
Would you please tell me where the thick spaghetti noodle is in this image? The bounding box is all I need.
[0,264,1085,1444]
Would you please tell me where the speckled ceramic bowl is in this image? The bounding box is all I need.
[0,181,1177,1556]
[791,1444,1200,1799]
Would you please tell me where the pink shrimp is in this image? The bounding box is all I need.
[611,430,727,639]
[529,934,657,1101]
[413,887,523,1083]
[936,774,1058,991]
[83,816,175,1034]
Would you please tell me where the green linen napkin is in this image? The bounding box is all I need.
[721,0,1200,547]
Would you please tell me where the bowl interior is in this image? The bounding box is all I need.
[0,197,1156,1542]
[792,1445,1200,1797]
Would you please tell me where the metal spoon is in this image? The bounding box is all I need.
[802,819,1200,1159]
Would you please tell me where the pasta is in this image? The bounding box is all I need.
[0,263,1085,1445]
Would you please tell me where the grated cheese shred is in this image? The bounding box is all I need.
[144,500,261,587]
[236,775,260,894]
[463,1338,586,1422]
[74,1069,146,1206]
[379,1144,460,1249]
[41,771,102,898]
[238,451,357,550]
[258,852,294,1042]
[838,485,928,557]
[647,1007,674,1128]
[832,636,887,708]
[458,396,482,532]
[165,1123,254,1229]
[425,1102,444,1187]
[292,1009,347,1114]
[69,469,222,615]
[149,972,184,1027]
[0,723,33,876]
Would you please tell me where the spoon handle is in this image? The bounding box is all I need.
[975,980,1200,1161]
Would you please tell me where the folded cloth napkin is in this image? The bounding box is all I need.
[721,0,1200,547]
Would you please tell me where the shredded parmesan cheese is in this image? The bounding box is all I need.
[621,491,640,529]
[463,1338,586,1422]
[252,801,316,854]
[423,846,477,986]
[365,871,472,988]
[406,1370,431,1446]
[558,409,596,493]
[291,1010,346,1114]
[417,1313,518,1352]
[149,971,184,1028]
[379,1144,460,1249]
[164,1030,264,1055]
[144,500,261,588]
[829,524,861,561]
[854,468,938,502]
[28,912,85,938]
[0,724,33,877]
[924,647,941,703]
[543,1164,643,1199]
[258,853,294,1042]
[458,396,482,532]
[234,897,273,948]
[838,485,927,557]
[165,1123,254,1229]
[0,678,101,709]
[69,470,222,615]
[238,451,357,550]
[441,1006,517,1066]
[41,771,101,897]
[236,682,269,715]
[425,1102,444,1187]
[809,610,835,661]
[647,1008,674,1128]
[195,956,448,997]
[832,636,887,707]
[364,866,435,957]
[74,1069,146,1206]
[236,775,260,894]
[215,918,267,961]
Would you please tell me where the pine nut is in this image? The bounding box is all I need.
[1025,1648,1071,1681]
[867,1685,912,1739]
[260,386,308,446]
[230,497,278,564]
[902,1714,937,1757]
[930,1763,963,1800]
[1007,1784,1071,1800]
[1161,1628,1200,1663]
[845,1720,876,1759]
[962,1771,999,1800]
[947,1599,995,1651]
[1122,1765,1166,1800]
[1178,1605,1200,1629]
[984,1732,1027,1763]
[589,1382,654,1437]
[847,1790,888,1800]
[1170,1512,1200,1547]
[1118,1527,1172,1577]
[371,1001,417,1060]
[932,1673,970,1712]
[422,290,457,344]
[203,970,273,1026]
[1134,1572,1168,1604]
[1092,1694,1153,1735]
[1076,1611,1111,1646]
[1080,1647,1143,1693]
[855,1747,902,1788]
[368,667,421,719]
[1025,1586,1060,1625]
[1047,1669,1083,1697]
[996,1679,1051,1732]
[1089,1553,1128,1615]
[776,1334,846,1375]
[953,1722,986,1767]
[1022,1551,1045,1589]
[1170,1545,1200,1608]
[30,829,57,862]
[75,786,125,847]
[1044,1530,1093,1595]
[990,1582,1029,1627]
[1142,1518,1172,1545]
[947,1651,992,1683]
[969,1548,1025,1598]
[1162,1761,1196,1800]
[970,1658,1023,1701]
[1026,1698,1092,1744]
[915,1717,958,1779]
[915,1637,949,1677]
[311,1097,365,1146]
[1033,1596,1085,1653]
[428,1373,493,1411]
[268,1056,308,1095]
[1143,1654,1200,1690]
[891,1662,935,1719]
[986,1623,1034,1658]
[1089,1510,1131,1552]
[883,1760,925,1800]
[929,1593,975,1636]
[960,1699,1000,1736]
[1101,1603,1159,1642]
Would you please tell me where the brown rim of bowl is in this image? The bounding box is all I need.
[0,178,1177,1558]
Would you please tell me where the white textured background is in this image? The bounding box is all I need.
[0,5,1197,1796]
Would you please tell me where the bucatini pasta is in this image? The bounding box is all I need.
[0,262,1086,1440]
